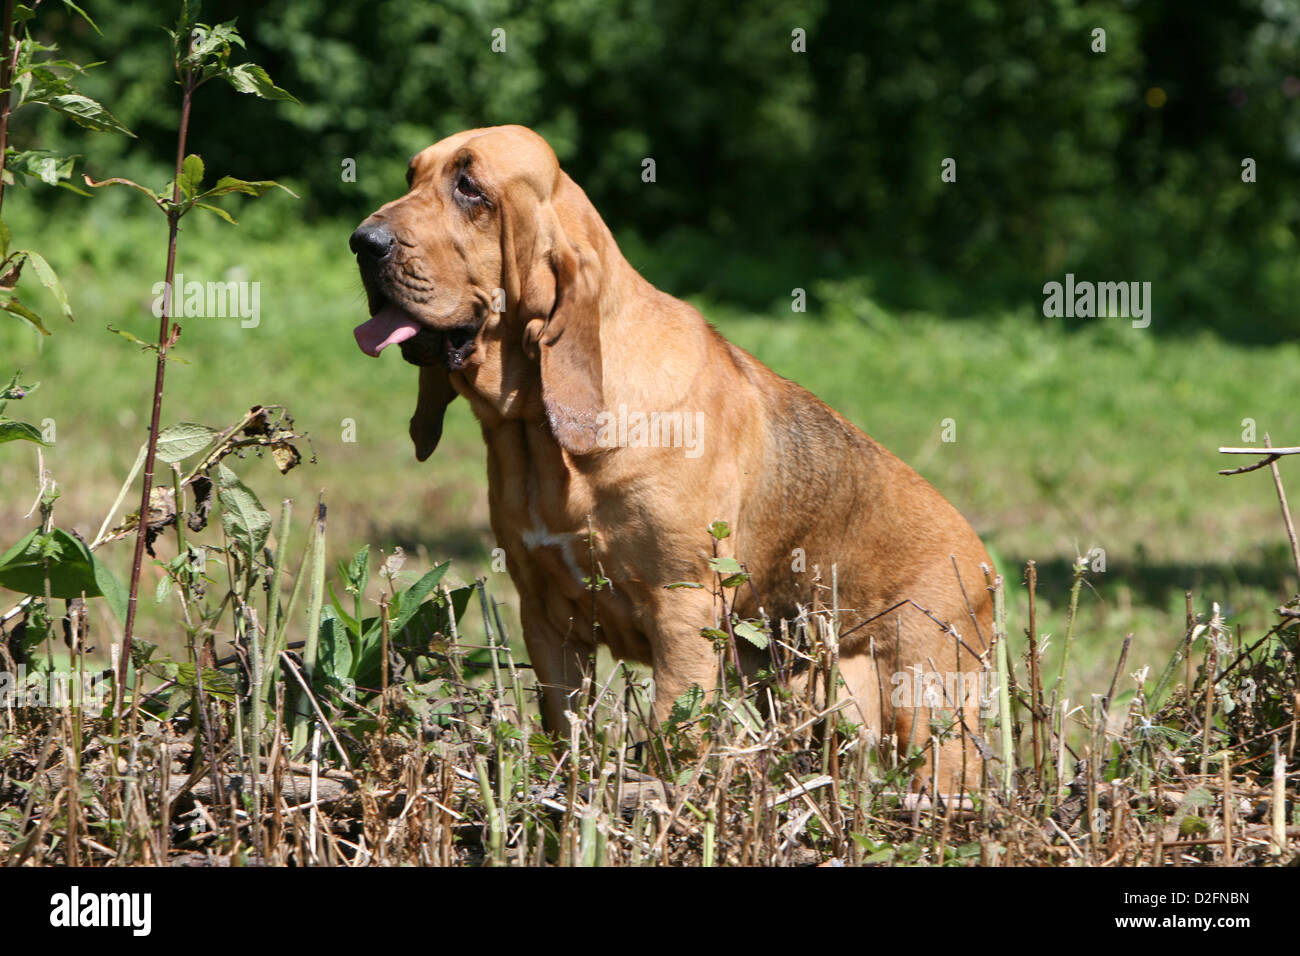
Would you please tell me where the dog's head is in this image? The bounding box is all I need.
[350,125,607,460]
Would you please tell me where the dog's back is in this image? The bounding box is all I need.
[726,339,993,785]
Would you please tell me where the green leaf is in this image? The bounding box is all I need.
[350,583,473,690]
[17,63,73,104]
[220,63,299,103]
[105,325,190,362]
[83,175,164,208]
[194,202,237,225]
[0,292,50,334]
[0,420,47,445]
[22,251,72,321]
[528,733,555,757]
[389,562,451,635]
[0,528,107,600]
[316,605,354,682]
[668,685,704,728]
[173,662,237,702]
[105,325,156,350]
[186,21,244,63]
[349,621,386,690]
[700,626,730,646]
[41,94,133,135]
[719,572,750,588]
[53,179,94,197]
[216,462,271,557]
[344,544,370,593]
[180,154,204,198]
[6,149,77,186]
[707,556,743,575]
[155,422,218,464]
[733,619,769,650]
[708,521,731,540]
[663,581,705,589]
[495,722,523,744]
[162,687,192,721]
[127,640,160,675]
[91,553,127,623]
[197,175,298,201]
[16,609,47,659]
[59,1,101,32]
[0,218,9,258]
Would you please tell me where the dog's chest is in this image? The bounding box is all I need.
[483,422,650,653]
[516,499,597,598]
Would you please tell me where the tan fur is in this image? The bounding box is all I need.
[353,125,994,792]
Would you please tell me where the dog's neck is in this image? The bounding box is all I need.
[454,229,707,427]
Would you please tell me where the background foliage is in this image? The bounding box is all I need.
[20,0,1300,339]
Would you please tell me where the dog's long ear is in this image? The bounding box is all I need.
[510,174,604,456]
[538,236,603,455]
[409,364,457,462]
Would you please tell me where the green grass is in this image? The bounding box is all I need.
[2,186,1298,708]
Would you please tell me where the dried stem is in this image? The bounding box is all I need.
[1262,435,1300,588]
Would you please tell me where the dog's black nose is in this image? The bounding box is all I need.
[350,223,395,260]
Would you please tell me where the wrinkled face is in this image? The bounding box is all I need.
[349,127,558,371]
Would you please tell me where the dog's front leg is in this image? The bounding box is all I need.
[519,598,594,735]
[648,592,724,726]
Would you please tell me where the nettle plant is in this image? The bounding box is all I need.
[75,4,300,705]
[0,3,132,663]
[0,2,131,439]
[308,545,478,751]
[0,5,299,684]
[0,1,132,320]
[0,4,472,771]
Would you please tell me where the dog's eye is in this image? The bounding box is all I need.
[455,175,485,205]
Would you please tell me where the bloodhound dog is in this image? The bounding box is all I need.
[351,125,993,791]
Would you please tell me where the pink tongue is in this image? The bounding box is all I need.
[354,304,422,357]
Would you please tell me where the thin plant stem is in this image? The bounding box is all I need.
[117,47,197,716]
[0,0,25,218]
